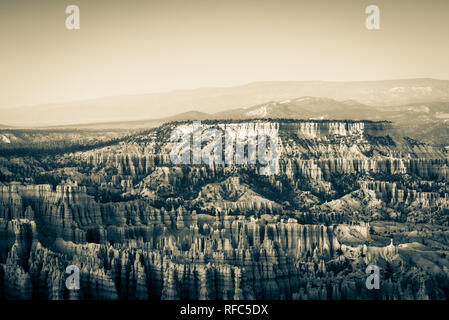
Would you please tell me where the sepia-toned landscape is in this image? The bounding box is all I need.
[1,0,449,301]
[2,79,449,299]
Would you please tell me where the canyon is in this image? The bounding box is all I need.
[0,119,449,300]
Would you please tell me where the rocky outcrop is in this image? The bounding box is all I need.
[1,120,449,300]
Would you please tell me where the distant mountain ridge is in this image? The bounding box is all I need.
[1,78,449,127]
[4,95,446,147]
[214,97,375,120]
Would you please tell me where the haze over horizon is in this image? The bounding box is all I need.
[2,78,449,127]
[3,77,449,109]
[3,78,449,109]
[1,0,449,110]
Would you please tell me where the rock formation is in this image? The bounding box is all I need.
[1,119,448,300]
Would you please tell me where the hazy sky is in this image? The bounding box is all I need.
[1,0,449,108]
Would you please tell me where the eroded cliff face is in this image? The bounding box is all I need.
[0,120,448,300]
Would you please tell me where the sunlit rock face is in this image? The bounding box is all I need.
[1,119,449,300]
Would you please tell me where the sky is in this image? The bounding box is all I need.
[1,0,449,109]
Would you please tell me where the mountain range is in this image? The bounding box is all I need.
[2,78,449,127]
[21,95,447,146]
